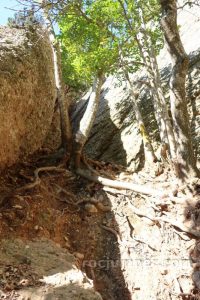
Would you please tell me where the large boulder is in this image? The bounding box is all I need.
[0,26,56,169]
[0,239,102,300]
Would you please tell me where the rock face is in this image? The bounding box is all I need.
[71,50,200,171]
[0,239,102,300]
[0,26,56,169]
[71,6,200,170]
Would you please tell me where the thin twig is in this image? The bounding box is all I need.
[132,236,159,251]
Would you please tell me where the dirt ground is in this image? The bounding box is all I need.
[0,151,200,300]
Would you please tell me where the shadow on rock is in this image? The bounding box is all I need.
[71,78,145,171]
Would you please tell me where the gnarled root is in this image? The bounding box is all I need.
[16,166,69,193]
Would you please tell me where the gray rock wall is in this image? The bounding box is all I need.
[0,26,56,169]
[71,50,200,171]
[71,6,200,170]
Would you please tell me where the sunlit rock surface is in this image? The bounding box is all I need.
[0,26,56,169]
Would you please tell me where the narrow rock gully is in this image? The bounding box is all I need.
[0,151,199,300]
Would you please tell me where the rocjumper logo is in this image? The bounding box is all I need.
[82,258,191,270]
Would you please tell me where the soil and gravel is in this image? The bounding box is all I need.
[0,151,199,300]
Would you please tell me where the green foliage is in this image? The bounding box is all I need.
[8,1,165,91]
[58,0,121,88]
[49,0,164,89]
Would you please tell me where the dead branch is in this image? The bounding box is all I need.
[177,1,200,9]
[132,236,159,251]
[77,168,191,207]
[127,200,200,238]
[150,194,193,206]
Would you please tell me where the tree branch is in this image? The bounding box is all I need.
[177,1,200,10]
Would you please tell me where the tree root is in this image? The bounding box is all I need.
[99,169,116,180]
[88,158,125,172]
[87,158,106,170]
[61,206,80,214]
[16,166,69,193]
[76,168,165,197]
[34,166,68,177]
[82,155,115,179]
[54,184,77,202]
[75,198,97,205]
[16,177,40,192]
[81,155,100,176]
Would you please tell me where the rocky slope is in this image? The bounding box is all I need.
[0,26,56,169]
[0,239,102,300]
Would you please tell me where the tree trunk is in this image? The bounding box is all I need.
[137,31,176,162]
[42,2,72,158]
[160,0,199,179]
[124,70,157,164]
[135,34,168,148]
[117,0,168,151]
[135,1,168,150]
[74,72,104,169]
[141,29,177,158]
[53,45,72,153]
[135,2,177,161]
